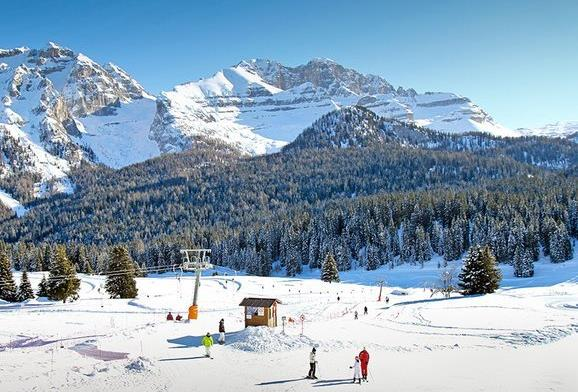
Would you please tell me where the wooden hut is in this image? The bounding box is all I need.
[239,297,281,328]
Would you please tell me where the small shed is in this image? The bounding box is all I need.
[239,297,281,328]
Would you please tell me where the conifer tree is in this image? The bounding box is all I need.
[513,247,535,278]
[47,245,80,303]
[105,246,138,299]
[366,245,380,271]
[415,225,433,264]
[459,245,501,295]
[35,248,44,272]
[321,253,340,282]
[43,245,53,271]
[0,248,17,302]
[549,223,572,263]
[17,270,35,301]
[37,275,49,297]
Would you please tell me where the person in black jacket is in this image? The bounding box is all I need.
[218,319,225,344]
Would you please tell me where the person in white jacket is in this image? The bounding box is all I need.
[307,347,318,379]
[350,356,362,384]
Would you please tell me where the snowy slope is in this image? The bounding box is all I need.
[0,189,27,216]
[1,256,577,391]
[518,121,578,142]
[0,42,158,208]
[74,98,159,169]
[150,58,516,155]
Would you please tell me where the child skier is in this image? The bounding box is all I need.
[350,356,362,384]
[218,319,225,344]
[359,347,370,381]
[201,332,214,358]
[306,347,318,379]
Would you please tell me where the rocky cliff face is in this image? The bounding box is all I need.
[0,42,157,201]
[150,58,516,157]
[517,121,578,143]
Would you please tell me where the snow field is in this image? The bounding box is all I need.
[0,257,577,391]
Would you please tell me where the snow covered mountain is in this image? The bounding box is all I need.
[0,42,159,205]
[151,58,516,155]
[517,121,578,143]
[2,44,571,215]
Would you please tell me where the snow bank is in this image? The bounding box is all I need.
[125,356,154,373]
[228,327,318,353]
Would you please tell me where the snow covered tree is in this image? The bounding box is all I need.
[47,245,80,303]
[105,246,138,299]
[17,270,35,301]
[42,244,53,271]
[366,244,380,271]
[37,275,49,297]
[569,200,578,238]
[459,245,501,295]
[0,248,17,302]
[335,239,351,271]
[549,223,572,263]
[321,253,340,282]
[513,247,534,278]
[76,245,91,273]
[431,221,444,256]
[414,225,432,265]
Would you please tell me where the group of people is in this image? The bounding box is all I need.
[166,312,183,321]
[307,347,371,384]
[200,318,227,358]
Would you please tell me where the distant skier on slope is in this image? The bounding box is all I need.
[218,319,226,344]
[354,310,358,320]
[166,312,174,321]
[363,306,368,316]
[202,333,214,358]
[359,347,370,381]
[306,347,318,379]
[350,356,362,384]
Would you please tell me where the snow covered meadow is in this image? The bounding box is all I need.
[1,256,577,391]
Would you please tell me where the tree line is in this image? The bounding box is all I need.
[0,243,137,303]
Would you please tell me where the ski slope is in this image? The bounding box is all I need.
[1,257,577,391]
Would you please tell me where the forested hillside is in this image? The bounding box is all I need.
[1,108,576,277]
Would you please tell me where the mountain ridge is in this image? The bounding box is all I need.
[0,42,574,215]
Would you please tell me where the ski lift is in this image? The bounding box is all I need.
[179,249,212,320]
[181,250,212,272]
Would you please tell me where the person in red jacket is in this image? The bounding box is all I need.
[359,347,370,381]
[166,312,174,321]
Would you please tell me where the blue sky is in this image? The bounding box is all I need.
[2,0,577,129]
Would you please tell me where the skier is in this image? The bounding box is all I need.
[359,347,370,381]
[337,295,340,302]
[350,356,362,384]
[306,347,318,379]
[201,332,214,358]
[175,314,183,321]
[166,312,174,321]
[218,318,226,344]
[363,306,368,316]
[385,296,390,304]
[354,310,358,320]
